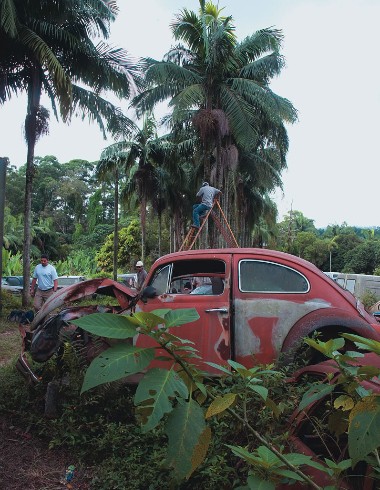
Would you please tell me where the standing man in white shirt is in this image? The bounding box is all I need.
[30,254,58,311]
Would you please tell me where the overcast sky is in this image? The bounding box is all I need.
[2,0,380,229]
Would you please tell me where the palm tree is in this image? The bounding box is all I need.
[133,0,297,239]
[326,236,339,272]
[0,0,142,305]
[101,116,178,260]
[96,149,128,280]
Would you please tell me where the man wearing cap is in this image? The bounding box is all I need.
[192,182,222,228]
[135,260,147,291]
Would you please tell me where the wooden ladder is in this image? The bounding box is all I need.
[179,200,239,251]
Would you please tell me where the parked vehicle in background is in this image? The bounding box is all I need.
[117,273,137,289]
[57,276,86,289]
[331,273,380,301]
[323,271,341,282]
[3,275,25,287]
[1,277,23,294]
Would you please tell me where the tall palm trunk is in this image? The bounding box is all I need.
[113,168,119,281]
[158,210,162,257]
[22,68,41,307]
[140,197,146,262]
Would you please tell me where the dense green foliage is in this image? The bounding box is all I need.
[2,0,380,282]
[4,157,380,278]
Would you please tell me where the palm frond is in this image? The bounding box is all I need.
[0,0,18,37]
[72,84,136,139]
[219,84,258,149]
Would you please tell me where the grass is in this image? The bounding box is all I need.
[0,291,26,365]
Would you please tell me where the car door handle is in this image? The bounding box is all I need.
[205,308,228,313]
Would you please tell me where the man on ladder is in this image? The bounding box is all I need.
[192,182,222,229]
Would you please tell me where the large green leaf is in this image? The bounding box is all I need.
[246,475,275,490]
[135,367,189,432]
[165,399,206,481]
[131,311,165,329]
[163,308,200,327]
[249,384,268,401]
[81,344,155,393]
[298,383,335,411]
[71,313,137,338]
[348,395,380,464]
[342,334,380,355]
[305,337,345,357]
[205,393,237,418]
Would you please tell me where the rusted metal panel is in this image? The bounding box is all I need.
[233,297,331,365]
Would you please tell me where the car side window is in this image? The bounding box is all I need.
[345,279,356,294]
[149,259,226,295]
[239,260,309,293]
[149,264,171,295]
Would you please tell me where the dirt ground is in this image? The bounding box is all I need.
[0,414,93,490]
[0,321,93,490]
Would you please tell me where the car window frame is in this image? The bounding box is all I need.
[238,259,310,294]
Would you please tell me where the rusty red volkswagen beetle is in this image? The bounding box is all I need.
[132,248,380,371]
[18,248,380,378]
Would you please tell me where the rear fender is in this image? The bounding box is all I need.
[281,307,380,356]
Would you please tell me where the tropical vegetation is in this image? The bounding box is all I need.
[0,0,142,304]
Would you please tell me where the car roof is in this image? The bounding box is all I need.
[152,248,324,275]
[150,247,365,310]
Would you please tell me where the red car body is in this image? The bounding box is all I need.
[133,248,380,373]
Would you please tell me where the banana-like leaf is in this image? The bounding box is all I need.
[72,313,137,339]
[151,308,172,317]
[348,395,380,464]
[228,445,326,472]
[159,332,196,345]
[165,399,206,480]
[205,361,231,375]
[81,344,155,393]
[357,365,380,377]
[135,367,189,432]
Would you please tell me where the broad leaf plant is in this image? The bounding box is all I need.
[72,310,380,489]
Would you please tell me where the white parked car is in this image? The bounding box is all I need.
[57,276,86,289]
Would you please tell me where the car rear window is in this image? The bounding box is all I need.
[239,260,309,293]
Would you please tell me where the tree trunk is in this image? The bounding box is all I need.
[158,210,162,257]
[113,168,119,281]
[22,68,41,307]
[0,158,8,315]
[140,197,146,262]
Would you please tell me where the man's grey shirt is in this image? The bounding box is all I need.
[196,185,221,208]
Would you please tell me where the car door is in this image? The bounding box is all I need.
[232,252,313,367]
[134,253,232,373]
